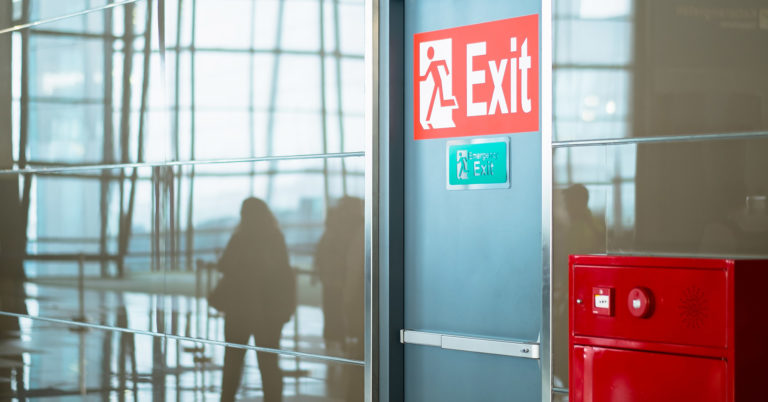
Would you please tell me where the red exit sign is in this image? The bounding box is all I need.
[413,15,539,140]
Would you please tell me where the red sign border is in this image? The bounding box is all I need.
[413,15,540,140]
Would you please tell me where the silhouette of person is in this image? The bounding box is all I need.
[216,197,294,402]
[552,184,605,387]
[342,219,365,401]
[563,184,605,255]
[419,46,457,125]
[0,199,28,399]
[314,197,364,357]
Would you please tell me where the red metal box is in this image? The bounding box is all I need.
[569,255,768,402]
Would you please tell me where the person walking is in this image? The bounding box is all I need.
[213,197,295,402]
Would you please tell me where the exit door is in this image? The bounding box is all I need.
[399,0,548,401]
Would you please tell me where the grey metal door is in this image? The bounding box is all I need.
[400,0,548,401]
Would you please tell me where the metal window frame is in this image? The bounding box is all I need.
[541,1,554,401]
[364,0,380,401]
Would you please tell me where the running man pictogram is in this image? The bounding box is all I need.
[419,45,458,129]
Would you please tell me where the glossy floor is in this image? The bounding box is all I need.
[0,292,363,401]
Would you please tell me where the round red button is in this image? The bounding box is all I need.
[627,287,654,318]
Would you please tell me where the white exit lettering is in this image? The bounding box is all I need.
[466,37,532,117]
[472,161,494,176]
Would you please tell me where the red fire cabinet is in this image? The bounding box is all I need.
[569,255,768,402]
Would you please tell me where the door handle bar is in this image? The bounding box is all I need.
[400,329,540,359]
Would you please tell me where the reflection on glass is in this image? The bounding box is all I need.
[3,0,170,168]
[556,141,768,259]
[552,177,606,387]
[554,0,633,142]
[2,0,366,399]
[0,317,362,401]
[0,164,366,399]
[314,196,364,361]
[629,140,768,256]
[164,159,365,361]
[553,0,768,392]
[0,168,166,334]
[552,138,768,387]
[555,0,768,143]
[0,161,366,357]
[1,1,117,31]
[212,197,293,401]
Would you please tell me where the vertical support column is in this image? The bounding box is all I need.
[19,0,32,246]
[185,0,197,274]
[265,0,286,203]
[100,1,115,278]
[247,0,257,196]
[332,0,348,195]
[320,0,331,206]
[0,0,27,352]
[378,1,405,400]
[541,0,554,401]
[364,0,380,400]
[117,1,136,278]
[172,0,186,270]
[0,2,13,168]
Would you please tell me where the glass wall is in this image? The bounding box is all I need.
[552,0,768,399]
[0,0,367,401]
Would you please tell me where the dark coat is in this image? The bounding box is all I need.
[215,225,295,325]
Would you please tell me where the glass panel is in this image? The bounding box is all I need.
[555,19,632,66]
[553,0,768,393]
[1,0,169,169]
[29,0,110,23]
[0,168,166,335]
[0,317,155,400]
[0,0,114,31]
[552,147,608,388]
[554,0,768,142]
[253,0,281,50]
[276,55,322,111]
[173,0,364,161]
[337,2,364,55]
[28,35,103,100]
[199,337,364,401]
[610,139,768,256]
[195,0,253,50]
[27,103,105,164]
[551,137,768,387]
[27,3,112,35]
[165,157,366,362]
[554,69,630,141]
[0,316,362,400]
[553,138,768,257]
[2,0,368,399]
[281,0,320,52]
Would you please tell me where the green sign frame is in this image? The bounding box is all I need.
[446,138,510,190]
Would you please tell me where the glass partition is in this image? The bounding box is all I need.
[0,316,362,400]
[552,0,768,397]
[1,0,367,400]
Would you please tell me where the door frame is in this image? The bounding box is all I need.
[368,1,554,401]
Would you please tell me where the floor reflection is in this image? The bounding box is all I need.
[1,177,368,401]
[22,273,342,357]
[0,317,359,401]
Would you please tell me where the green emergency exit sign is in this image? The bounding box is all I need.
[446,138,509,190]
